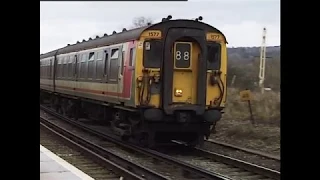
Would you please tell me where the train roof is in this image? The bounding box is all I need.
[40,26,149,59]
[40,19,227,59]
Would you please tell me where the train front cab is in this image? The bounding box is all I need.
[135,20,227,145]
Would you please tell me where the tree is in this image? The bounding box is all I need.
[132,16,153,28]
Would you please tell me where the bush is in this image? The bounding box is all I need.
[213,88,281,153]
[223,88,280,126]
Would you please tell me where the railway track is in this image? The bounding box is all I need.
[157,142,280,180]
[40,119,167,180]
[206,139,280,161]
[40,124,125,180]
[206,139,281,161]
[193,147,280,179]
[202,139,280,171]
[40,105,228,180]
[40,104,280,180]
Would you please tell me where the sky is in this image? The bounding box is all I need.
[40,0,280,54]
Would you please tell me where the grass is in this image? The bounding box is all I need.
[223,88,280,126]
[212,88,280,155]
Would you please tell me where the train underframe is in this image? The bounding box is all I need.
[40,90,220,148]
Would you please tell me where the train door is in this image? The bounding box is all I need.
[53,56,57,92]
[163,28,207,114]
[171,42,201,105]
[102,49,109,83]
[107,47,122,101]
[49,58,53,92]
[72,54,78,96]
[117,45,127,101]
[124,42,136,102]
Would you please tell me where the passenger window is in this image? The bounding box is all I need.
[88,52,95,61]
[81,53,87,62]
[129,48,135,66]
[80,54,87,79]
[60,58,63,77]
[109,49,119,82]
[95,51,104,81]
[96,51,103,60]
[111,49,119,59]
[58,58,62,78]
[68,56,73,78]
[88,52,95,80]
[64,56,69,78]
[49,59,52,78]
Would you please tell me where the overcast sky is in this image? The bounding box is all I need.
[40,0,280,54]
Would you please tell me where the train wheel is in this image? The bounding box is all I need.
[187,143,197,148]
[198,135,204,148]
[187,135,204,148]
[73,100,80,121]
[138,132,155,148]
[121,135,130,141]
[50,96,55,108]
[210,122,217,134]
[53,96,62,114]
[138,136,148,147]
[60,99,68,116]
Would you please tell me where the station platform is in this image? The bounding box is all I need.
[40,145,94,180]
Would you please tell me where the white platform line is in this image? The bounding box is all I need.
[40,144,94,180]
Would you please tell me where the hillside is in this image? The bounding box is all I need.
[227,46,280,63]
[226,46,280,91]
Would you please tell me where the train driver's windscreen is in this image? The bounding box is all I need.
[207,43,221,70]
[143,40,162,68]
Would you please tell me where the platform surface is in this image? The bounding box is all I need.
[40,144,94,180]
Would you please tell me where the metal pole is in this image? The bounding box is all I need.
[231,75,236,87]
[259,27,267,94]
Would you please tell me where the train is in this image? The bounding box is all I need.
[40,16,228,147]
